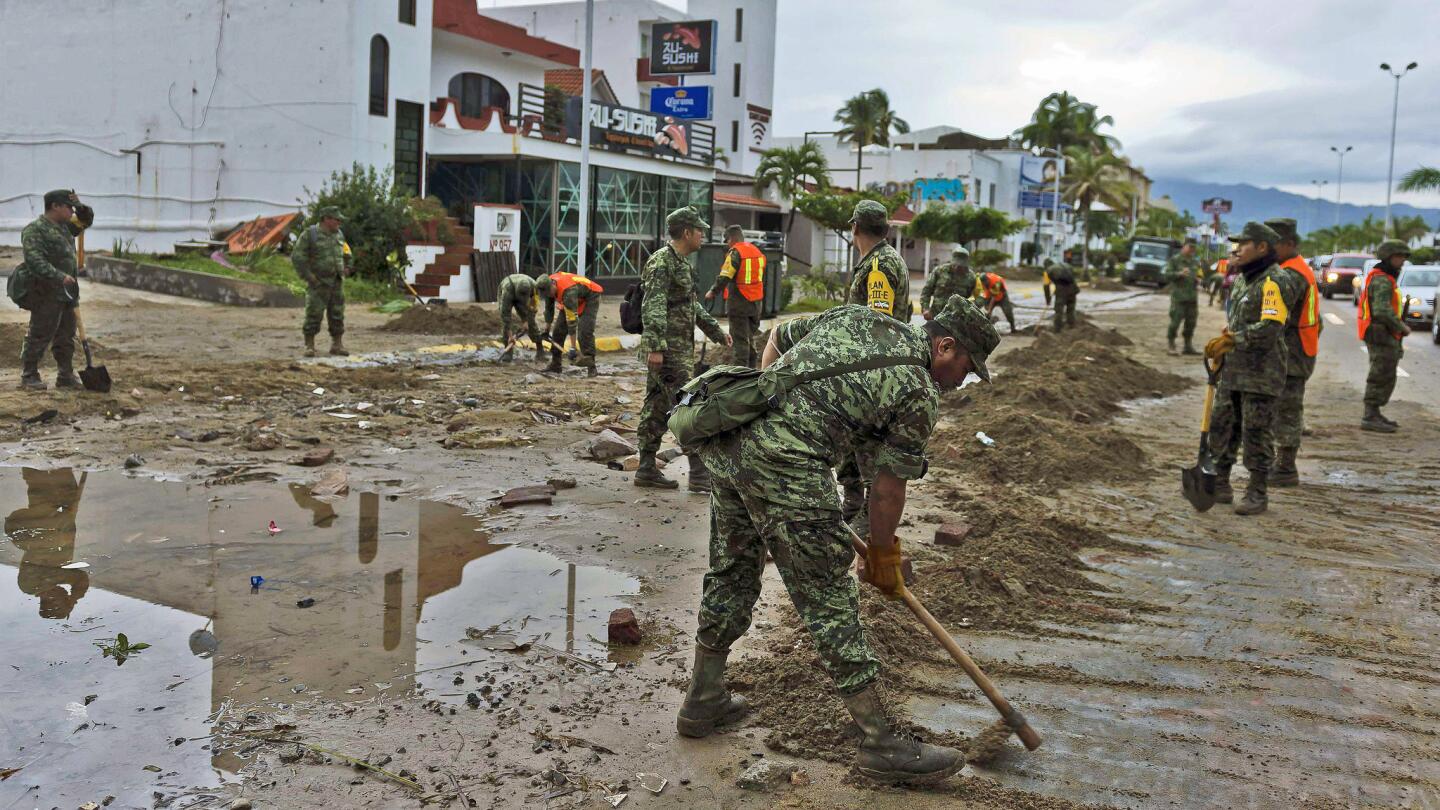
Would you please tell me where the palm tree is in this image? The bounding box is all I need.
[1398,166,1440,193]
[753,142,830,232]
[833,89,909,187]
[1015,91,1120,156]
[1061,146,1133,269]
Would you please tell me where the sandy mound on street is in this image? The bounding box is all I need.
[377,304,502,336]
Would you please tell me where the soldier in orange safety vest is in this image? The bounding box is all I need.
[537,271,603,377]
[1357,240,1411,432]
[706,225,765,367]
[977,271,1016,333]
[1263,219,1322,485]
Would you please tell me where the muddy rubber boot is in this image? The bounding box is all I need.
[499,347,514,363]
[1213,466,1233,504]
[1378,409,1399,427]
[1182,338,1200,356]
[676,645,751,738]
[534,346,548,363]
[1271,447,1299,488]
[582,356,598,378]
[19,366,46,391]
[303,334,317,358]
[1167,338,1178,355]
[1360,404,1396,433]
[687,454,712,494]
[1234,471,1268,516]
[54,372,82,389]
[545,349,563,374]
[842,686,963,785]
[329,335,349,356]
[634,451,678,489]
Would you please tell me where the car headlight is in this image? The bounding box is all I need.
[1326,272,1339,282]
[1125,261,1135,270]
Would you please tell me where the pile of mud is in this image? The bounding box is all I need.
[934,329,1188,484]
[1090,277,1128,291]
[376,304,501,336]
[0,322,116,368]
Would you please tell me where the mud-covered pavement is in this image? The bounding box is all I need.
[3,276,1438,809]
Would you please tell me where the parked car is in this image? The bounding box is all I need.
[1321,253,1373,298]
[1395,265,1439,329]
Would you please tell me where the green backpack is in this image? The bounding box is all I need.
[667,355,927,450]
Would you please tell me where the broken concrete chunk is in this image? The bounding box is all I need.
[245,433,281,452]
[586,429,635,461]
[656,448,683,462]
[310,468,350,497]
[299,447,334,467]
[736,759,797,791]
[499,485,556,508]
[1000,577,1030,599]
[934,522,971,547]
[546,477,577,490]
[607,608,642,645]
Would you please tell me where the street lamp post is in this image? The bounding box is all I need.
[1330,145,1352,229]
[1380,61,1418,237]
[1310,179,1328,235]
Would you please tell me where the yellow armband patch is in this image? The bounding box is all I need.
[1042,272,1051,285]
[342,242,352,256]
[866,261,895,315]
[1260,277,1288,323]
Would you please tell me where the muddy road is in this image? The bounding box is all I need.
[2,276,1438,809]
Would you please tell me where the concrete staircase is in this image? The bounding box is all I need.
[405,218,473,301]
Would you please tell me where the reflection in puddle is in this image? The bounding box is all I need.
[0,468,637,808]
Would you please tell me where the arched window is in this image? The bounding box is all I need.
[447,72,511,118]
[369,35,389,116]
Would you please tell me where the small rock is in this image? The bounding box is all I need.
[789,769,811,786]
[123,453,145,469]
[656,448,683,463]
[310,467,349,497]
[546,477,577,490]
[229,799,253,810]
[736,759,797,791]
[1072,411,1092,423]
[1000,577,1030,599]
[934,522,971,547]
[523,373,544,385]
[615,454,642,472]
[299,447,334,467]
[466,692,481,709]
[462,397,479,408]
[421,373,442,381]
[499,484,556,508]
[246,433,281,452]
[278,744,305,764]
[586,429,635,461]
[607,608,642,645]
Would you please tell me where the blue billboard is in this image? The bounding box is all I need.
[1019,190,1071,211]
[649,86,713,121]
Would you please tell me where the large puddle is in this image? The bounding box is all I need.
[0,467,637,807]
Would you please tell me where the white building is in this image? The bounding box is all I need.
[1,0,725,298]
[485,0,777,176]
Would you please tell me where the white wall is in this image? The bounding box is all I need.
[430,31,551,116]
[0,0,430,252]
[692,0,775,175]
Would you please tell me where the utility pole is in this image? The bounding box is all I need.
[576,0,594,277]
[1380,61,1417,237]
[1330,145,1352,229]
[1310,179,1328,236]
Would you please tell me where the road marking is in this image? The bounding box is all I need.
[1398,367,1410,378]
[1324,312,1344,325]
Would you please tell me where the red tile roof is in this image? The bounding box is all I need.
[889,204,915,224]
[433,0,579,66]
[714,191,780,211]
[542,69,617,104]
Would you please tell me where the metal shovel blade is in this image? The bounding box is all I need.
[79,339,111,393]
[1181,440,1216,512]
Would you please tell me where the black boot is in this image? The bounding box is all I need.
[1271,447,1299,487]
[842,686,963,785]
[1213,466,1233,504]
[633,450,678,489]
[544,349,563,374]
[1234,470,1268,516]
[1182,338,1199,356]
[687,454,712,494]
[1378,408,1399,427]
[1361,404,1396,433]
[676,645,751,738]
[19,361,46,391]
[534,345,548,363]
[54,371,82,389]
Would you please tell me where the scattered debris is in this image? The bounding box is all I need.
[268,521,282,535]
[965,720,1014,765]
[547,476,577,490]
[297,447,334,466]
[975,431,997,447]
[228,799,253,810]
[94,633,151,666]
[603,793,627,807]
[61,561,90,569]
[123,453,145,469]
[934,522,972,547]
[637,773,667,794]
[608,608,642,645]
[23,409,58,425]
[296,598,316,609]
[586,429,636,461]
[498,484,556,508]
[250,575,264,588]
[657,448,683,462]
[245,432,281,452]
[310,468,350,497]
[736,759,798,791]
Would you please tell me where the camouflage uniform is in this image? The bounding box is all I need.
[1208,224,1295,502]
[839,200,912,522]
[541,274,602,371]
[695,301,996,693]
[497,273,543,353]
[1362,257,1407,412]
[919,256,976,316]
[293,213,352,339]
[1165,250,1203,350]
[636,211,727,463]
[710,244,763,368]
[1044,264,1078,331]
[12,210,83,385]
[1265,219,1320,459]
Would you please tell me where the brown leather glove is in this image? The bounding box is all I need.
[862,539,904,599]
[1203,333,1234,361]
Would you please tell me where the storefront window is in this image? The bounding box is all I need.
[518,161,554,276]
[663,178,713,233]
[593,168,659,277]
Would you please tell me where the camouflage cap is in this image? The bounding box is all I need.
[951,245,970,257]
[1228,221,1280,244]
[1263,218,1298,242]
[849,199,890,229]
[1376,239,1411,261]
[43,189,78,209]
[932,294,1000,382]
[666,205,708,232]
[317,205,346,222]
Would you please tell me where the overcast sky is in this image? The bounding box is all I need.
[485,0,1440,206]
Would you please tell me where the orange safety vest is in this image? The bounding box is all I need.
[727,242,766,302]
[550,272,603,315]
[1280,255,1320,357]
[1356,267,1401,340]
[980,272,1006,302]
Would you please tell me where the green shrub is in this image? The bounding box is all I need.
[408,195,457,245]
[971,248,1008,268]
[778,276,794,311]
[1410,246,1436,265]
[301,163,415,283]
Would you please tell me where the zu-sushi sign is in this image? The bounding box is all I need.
[565,96,708,163]
[648,20,717,76]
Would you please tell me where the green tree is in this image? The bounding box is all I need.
[1061,146,1134,269]
[1015,91,1120,156]
[904,203,1027,247]
[1397,166,1440,193]
[754,142,830,232]
[303,163,415,282]
[794,187,909,257]
[833,88,909,187]
[1134,207,1198,241]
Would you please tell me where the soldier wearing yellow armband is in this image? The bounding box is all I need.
[293,206,353,357]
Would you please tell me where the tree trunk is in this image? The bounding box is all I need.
[1081,201,1091,271]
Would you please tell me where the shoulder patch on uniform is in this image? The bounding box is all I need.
[1260,276,1288,324]
[866,259,895,315]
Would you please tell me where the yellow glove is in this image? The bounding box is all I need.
[1204,333,1235,360]
[861,538,904,599]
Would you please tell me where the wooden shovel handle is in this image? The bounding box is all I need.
[847,526,1043,751]
[1199,382,1216,433]
[73,306,88,343]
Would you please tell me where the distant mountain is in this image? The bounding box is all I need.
[1149,177,1440,236]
